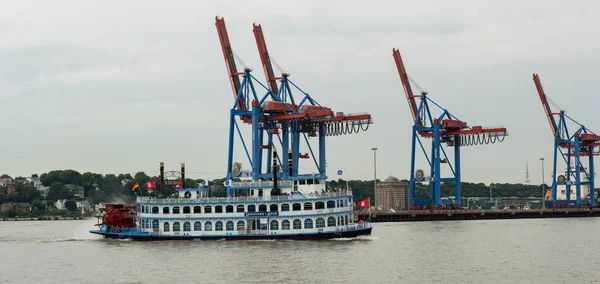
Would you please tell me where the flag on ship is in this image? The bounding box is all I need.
[201,179,209,186]
[356,198,370,208]
[144,180,156,189]
[131,182,140,191]
[336,168,346,177]
[172,181,183,189]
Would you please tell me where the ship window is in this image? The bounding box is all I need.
[304,219,313,229]
[293,219,302,230]
[183,222,191,232]
[248,205,256,212]
[138,206,141,213]
[282,220,290,230]
[327,217,336,227]
[303,202,313,210]
[152,219,159,229]
[327,200,336,208]
[173,207,180,214]
[194,221,202,231]
[307,179,314,185]
[163,207,170,214]
[236,205,245,213]
[270,220,279,230]
[226,205,234,213]
[237,221,245,231]
[270,204,278,211]
[281,204,290,211]
[152,206,159,214]
[300,180,306,185]
[193,206,201,214]
[163,222,170,232]
[204,206,212,213]
[215,206,223,213]
[292,203,301,211]
[226,221,234,231]
[215,221,223,231]
[345,215,349,225]
[251,189,254,195]
[205,221,213,231]
[173,222,181,232]
[183,206,190,214]
[315,202,325,209]
[251,220,257,230]
[259,204,267,212]
[316,218,325,228]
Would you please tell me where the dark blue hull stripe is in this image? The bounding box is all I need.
[89,227,372,241]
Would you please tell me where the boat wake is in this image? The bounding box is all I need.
[39,238,97,243]
[329,235,378,242]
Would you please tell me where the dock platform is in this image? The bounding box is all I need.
[357,208,600,222]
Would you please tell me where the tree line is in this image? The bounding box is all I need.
[0,170,548,209]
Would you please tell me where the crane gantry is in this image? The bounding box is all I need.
[533,73,599,207]
[393,48,508,208]
[216,17,372,196]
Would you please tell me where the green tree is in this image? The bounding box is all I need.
[64,200,77,211]
[31,199,46,211]
[47,182,70,201]
[40,170,82,186]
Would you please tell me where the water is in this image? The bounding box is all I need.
[1,218,600,284]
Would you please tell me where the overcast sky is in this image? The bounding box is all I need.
[1,0,599,185]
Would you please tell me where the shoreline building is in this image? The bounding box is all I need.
[376,176,409,211]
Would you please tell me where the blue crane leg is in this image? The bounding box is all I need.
[319,122,326,176]
[433,124,441,206]
[552,139,559,204]
[589,146,595,205]
[454,135,461,206]
[282,120,290,179]
[574,137,581,205]
[251,104,261,181]
[409,126,417,206]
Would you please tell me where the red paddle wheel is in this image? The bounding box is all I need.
[96,203,137,232]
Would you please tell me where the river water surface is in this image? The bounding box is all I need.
[1,218,600,284]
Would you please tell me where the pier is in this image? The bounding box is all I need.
[357,208,600,222]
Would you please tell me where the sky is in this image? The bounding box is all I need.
[1,0,599,185]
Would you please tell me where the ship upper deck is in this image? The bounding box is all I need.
[137,190,352,204]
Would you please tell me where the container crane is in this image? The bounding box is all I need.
[533,73,599,207]
[252,23,372,180]
[393,48,508,208]
[215,17,372,197]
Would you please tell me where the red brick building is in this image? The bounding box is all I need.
[375,177,408,211]
[0,202,31,213]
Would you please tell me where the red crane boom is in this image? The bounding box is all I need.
[533,73,558,137]
[253,23,280,95]
[393,48,419,123]
[216,16,246,111]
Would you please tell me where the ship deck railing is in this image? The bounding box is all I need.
[230,180,293,189]
[137,190,352,204]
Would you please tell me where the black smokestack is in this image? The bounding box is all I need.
[288,148,293,177]
[271,147,281,196]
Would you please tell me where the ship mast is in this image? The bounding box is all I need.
[525,162,531,183]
